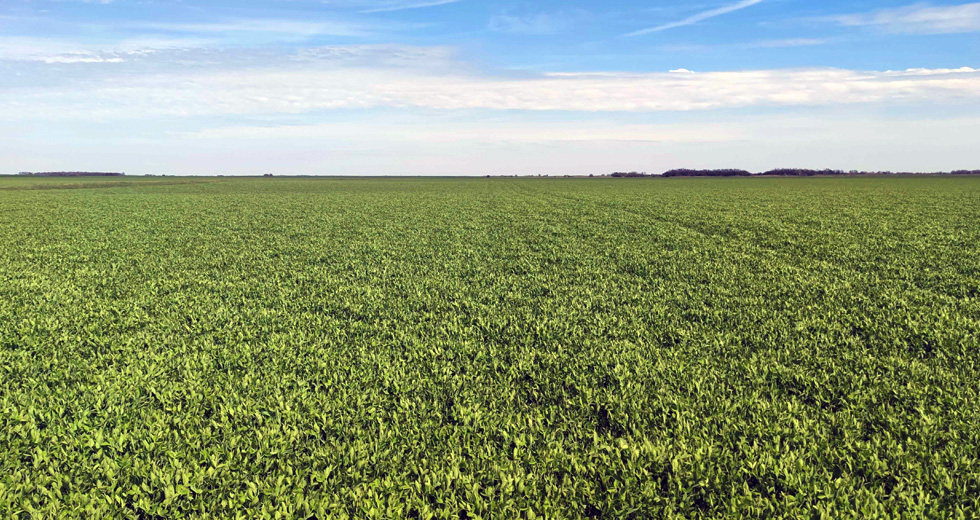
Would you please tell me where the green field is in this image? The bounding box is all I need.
[2,176,979,518]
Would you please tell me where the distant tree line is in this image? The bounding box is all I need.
[662,169,752,177]
[759,169,846,176]
[609,171,649,178]
[605,168,980,178]
[18,171,125,177]
[758,168,980,176]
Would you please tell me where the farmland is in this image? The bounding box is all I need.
[1,176,979,518]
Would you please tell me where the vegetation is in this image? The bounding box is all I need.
[604,169,980,178]
[662,169,752,177]
[759,169,980,176]
[1,176,979,518]
[17,171,125,177]
[760,169,849,176]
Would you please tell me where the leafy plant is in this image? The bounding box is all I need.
[1,176,978,518]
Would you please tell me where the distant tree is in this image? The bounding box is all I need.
[661,169,751,177]
[759,168,845,176]
[26,171,124,177]
[610,171,650,178]
[624,168,980,178]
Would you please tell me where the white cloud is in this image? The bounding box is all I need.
[625,0,766,36]
[0,36,213,63]
[39,55,125,64]
[292,44,459,68]
[882,66,980,76]
[830,2,980,34]
[184,119,745,144]
[5,61,978,120]
[2,40,979,120]
[0,15,424,63]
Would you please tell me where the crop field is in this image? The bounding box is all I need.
[1,175,979,518]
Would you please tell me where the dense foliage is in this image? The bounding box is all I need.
[1,176,979,518]
[759,169,848,177]
[661,169,752,177]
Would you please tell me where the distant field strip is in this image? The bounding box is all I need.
[0,179,223,191]
[1,176,979,518]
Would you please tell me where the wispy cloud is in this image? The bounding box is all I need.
[359,0,462,14]
[625,0,766,36]
[659,38,829,53]
[5,43,979,120]
[186,119,745,144]
[828,2,980,34]
[137,19,375,38]
[0,36,213,63]
[747,38,827,48]
[488,11,583,35]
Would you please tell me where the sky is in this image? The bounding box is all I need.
[1,0,979,176]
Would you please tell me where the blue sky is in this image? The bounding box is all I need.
[2,0,979,175]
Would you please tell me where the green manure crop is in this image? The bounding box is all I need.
[1,176,979,518]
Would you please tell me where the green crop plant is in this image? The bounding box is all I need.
[1,175,979,518]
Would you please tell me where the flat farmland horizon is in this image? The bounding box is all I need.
[2,176,979,518]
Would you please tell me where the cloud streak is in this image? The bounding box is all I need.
[358,0,462,14]
[828,2,980,34]
[625,0,766,36]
